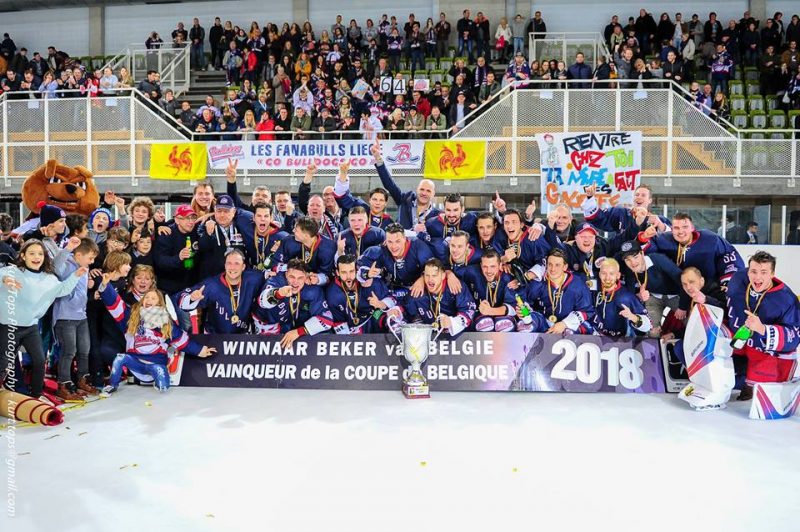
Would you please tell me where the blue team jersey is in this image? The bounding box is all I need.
[643,229,743,286]
[179,270,267,334]
[325,277,394,333]
[358,238,434,289]
[592,283,650,337]
[508,272,595,333]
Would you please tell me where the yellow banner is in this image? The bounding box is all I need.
[149,143,208,180]
[423,141,486,180]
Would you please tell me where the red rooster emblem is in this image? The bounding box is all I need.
[167,146,193,176]
[439,143,467,175]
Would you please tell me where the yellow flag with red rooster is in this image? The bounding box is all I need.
[423,140,486,180]
[149,143,208,180]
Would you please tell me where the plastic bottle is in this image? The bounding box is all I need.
[516,295,533,324]
[730,325,752,349]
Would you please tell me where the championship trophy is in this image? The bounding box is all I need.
[389,318,441,399]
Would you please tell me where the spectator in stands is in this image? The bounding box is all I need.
[223,40,242,85]
[193,108,219,134]
[788,69,800,109]
[761,19,781,52]
[680,33,695,81]
[636,9,658,54]
[742,22,761,66]
[386,27,403,72]
[787,16,800,48]
[511,14,526,58]
[449,91,475,132]
[704,12,722,45]
[219,106,239,140]
[28,52,46,85]
[591,56,612,86]
[137,70,161,100]
[527,10,547,42]
[782,40,799,73]
[457,9,475,62]
[434,12,452,59]
[116,66,132,89]
[291,106,312,139]
[209,17,224,69]
[0,33,15,61]
[759,45,781,95]
[474,12,490,60]
[172,21,188,44]
[159,89,177,118]
[99,67,118,95]
[9,47,29,75]
[405,105,425,136]
[656,13,675,50]
[313,106,337,139]
[494,17,514,63]
[688,14,703,47]
[662,50,684,86]
[709,91,730,122]
[177,101,193,125]
[504,51,531,86]
[710,43,733,95]
[425,105,447,138]
[255,109,275,140]
[38,71,58,98]
[408,23,425,75]
[631,58,653,88]
[189,18,206,70]
[614,47,634,81]
[1,69,20,94]
[478,70,500,103]
[196,95,220,118]
[567,52,592,88]
[274,105,291,136]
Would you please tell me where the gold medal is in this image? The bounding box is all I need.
[548,315,558,324]
[231,315,240,324]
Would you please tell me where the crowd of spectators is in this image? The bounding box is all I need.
[2,7,800,136]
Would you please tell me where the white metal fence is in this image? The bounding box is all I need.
[103,44,191,96]
[0,81,797,190]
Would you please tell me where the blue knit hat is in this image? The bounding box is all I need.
[89,207,114,228]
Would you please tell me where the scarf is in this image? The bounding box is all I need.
[140,306,170,330]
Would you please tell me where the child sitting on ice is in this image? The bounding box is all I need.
[97,270,216,395]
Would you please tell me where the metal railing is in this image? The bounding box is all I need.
[0,80,797,191]
[528,32,611,68]
[102,43,191,96]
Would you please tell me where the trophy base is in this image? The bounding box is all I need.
[402,383,430,399]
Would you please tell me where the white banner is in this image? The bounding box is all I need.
[535,131,642,213]
[207,140,424,170]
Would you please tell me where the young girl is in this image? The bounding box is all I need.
[97,273,215,394]
[0,240,87,400]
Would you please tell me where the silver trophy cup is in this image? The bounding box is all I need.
[389,318,442,399]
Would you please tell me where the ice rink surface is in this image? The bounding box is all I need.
[2,385,799,532]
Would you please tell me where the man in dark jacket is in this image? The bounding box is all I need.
[526,11,548,40]
[209,17,223,69]
[189,17,206,70]
[456,9,475,62]
[153,204,199,329]
[567,52,593,88]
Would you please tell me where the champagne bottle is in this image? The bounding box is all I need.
[730,325,752,349]
[516,295,532,324]
[183,236,194,269]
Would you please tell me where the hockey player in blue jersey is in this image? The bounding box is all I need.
[592,259,652,337]
[619,240,683,337]
[273,216,337,286]
[326,255,397,334]
[419,193,478,246]
[551,221,641,296]
[244,203,289,272]
[357,223,435,300]
[639,212,744,288]
[475,212,504,253]
[507,248,595,334]
[371,137,439,231]
[258,259,334,348]
[461,249,525,332]
[179,249,266,334]
[387,258,476,337]
[496,209,552,285]
[725,251,800,396]
[582,183,671,234]
[336,206,386,259]
[332,161,395,229]
[441,230,482,277]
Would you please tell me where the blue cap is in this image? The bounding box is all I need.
[215,194,235,210]
[575,222,598,236]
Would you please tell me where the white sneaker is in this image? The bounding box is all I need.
[100,385,117,398]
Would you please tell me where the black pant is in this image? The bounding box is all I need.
[1,323,46,397]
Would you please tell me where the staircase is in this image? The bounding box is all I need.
[181,69,229,109]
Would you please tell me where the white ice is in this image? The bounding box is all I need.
[2,386,799,532]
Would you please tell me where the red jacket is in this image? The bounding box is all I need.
[256,119,275,140]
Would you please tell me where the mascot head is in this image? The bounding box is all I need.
[21,159,100,216]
